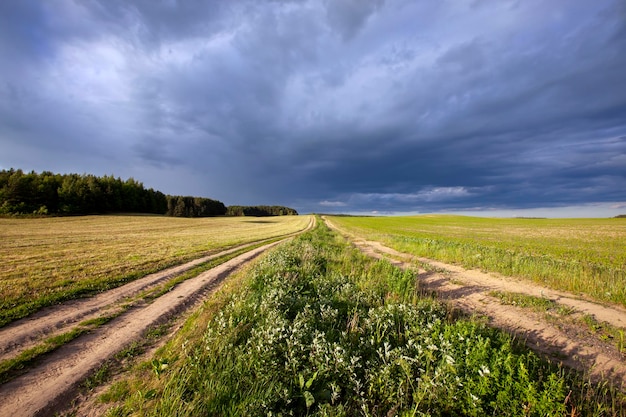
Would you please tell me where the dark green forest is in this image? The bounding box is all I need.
[0,169,297,217]
[0,169,170,215]
[166,195,226,217]
[226,205,298,216]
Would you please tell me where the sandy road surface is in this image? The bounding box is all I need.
[0,239,284,363]
[324,217,626,389]
[0,217,314,417]
[0,241,280,416]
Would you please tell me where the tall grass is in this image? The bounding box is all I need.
[102,222,624,416]
[330,215,626,307]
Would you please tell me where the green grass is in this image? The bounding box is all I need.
[98,220,625,416]
[1,327,88,384]
[579,315,626,355]
[330,215,626,307]
[0,215,311,326]
[99,380,130,403]
[138,238,283,303]
[84,362,112,391]
[489,291,558,312]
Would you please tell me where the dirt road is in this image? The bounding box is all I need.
[0,218,314,417]
[3,215,623,416]
[0,239,285,363]
[324,217,626,389]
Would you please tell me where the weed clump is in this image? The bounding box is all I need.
[125,224,622,416]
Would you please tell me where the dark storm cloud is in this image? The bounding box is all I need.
[1,0,625,215]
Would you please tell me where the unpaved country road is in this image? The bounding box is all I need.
[0,238,287,363]
[0,217,314,417]
[324,217,626,389]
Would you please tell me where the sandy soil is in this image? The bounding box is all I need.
[324,217,626,389]
[0,239,282,363]
[0,218,315,417]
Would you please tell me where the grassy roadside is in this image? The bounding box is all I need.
[0,239,286,385]
[0,215,310,326]
[95,220,625,416]
[329,215,626,307]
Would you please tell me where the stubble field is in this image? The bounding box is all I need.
[0,215,311,326]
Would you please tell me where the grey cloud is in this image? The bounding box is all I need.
[1,0,625,215]
[324,0,385,40]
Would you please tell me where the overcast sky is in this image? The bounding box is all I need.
[1,0,625,216]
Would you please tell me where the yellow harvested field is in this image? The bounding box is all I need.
[0,215,311,323]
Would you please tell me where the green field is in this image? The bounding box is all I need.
[97,221,624,416]
[0,215,311,326]
[329,215,626,307]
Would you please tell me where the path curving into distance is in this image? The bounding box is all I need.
[0,237,286,363]
[323,217,626,390]
[0,216,314,417]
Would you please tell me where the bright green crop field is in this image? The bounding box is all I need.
[0,215,311,326]
[329,215,626,307]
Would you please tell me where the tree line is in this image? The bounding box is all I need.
[0,169,296,217]
[226,205,298,216]
[166,196,226,217]
[0,169,226,217]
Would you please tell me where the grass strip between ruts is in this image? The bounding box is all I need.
[0,240,284,385]
[100,220,625,416]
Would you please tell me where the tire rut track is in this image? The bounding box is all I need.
[0,238,278,363]
[323,217,626,390]
[0,241,280,417]
[0,217,315,417]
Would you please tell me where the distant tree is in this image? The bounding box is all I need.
[0,169,37,213]
[146,189,167,214]
[226,205,298,217]
[165,195,226,218]
[173,197,187,217]
[0,168,212,216]
[57,174,82,214]
[101,175,123,211]
[37,171,62,213]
